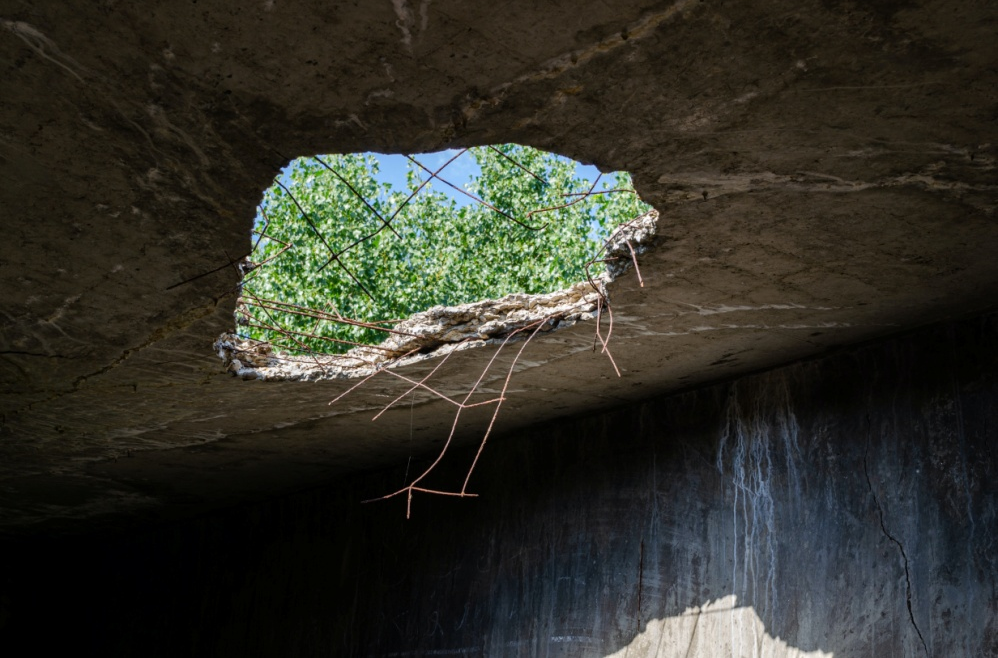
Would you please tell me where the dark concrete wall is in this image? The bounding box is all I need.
[2,314,997,657]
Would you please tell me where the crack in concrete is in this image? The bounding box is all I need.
[67,302,217,390]
[0,350,73,359]
[10,301,220,416]
[460,0,699,125]
[656,168,998,214]
[862,421,929,657]
[1,20,90,84]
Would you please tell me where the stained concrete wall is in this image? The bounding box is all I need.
[2,313,997,657]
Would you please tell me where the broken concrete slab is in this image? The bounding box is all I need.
[1,0,997,530]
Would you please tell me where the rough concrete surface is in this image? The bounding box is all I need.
[1,0,996,532]
[2,3,998,654]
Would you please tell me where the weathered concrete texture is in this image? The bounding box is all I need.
[2,1,998,528]
[2,313,995,657]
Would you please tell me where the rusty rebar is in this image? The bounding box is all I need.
[316,149,470,273]
[274,178,376,302]
[406,155,549,231]
[241,294,414,337]
[312,154,403,239]
[487,145,550,186]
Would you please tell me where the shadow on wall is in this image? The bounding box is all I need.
[598,380,833,657]
[342,315,995,657]
[1,316,996,657]
[607,596,832,658]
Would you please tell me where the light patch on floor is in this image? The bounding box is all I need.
[605,595,832,658]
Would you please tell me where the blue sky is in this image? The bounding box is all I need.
[368,149,604,207]
[264,148,608,216]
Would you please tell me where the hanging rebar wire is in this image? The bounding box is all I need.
[233,147,650,515]
[359,317,554,518]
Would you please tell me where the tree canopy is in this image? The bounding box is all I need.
[239,144,650,354]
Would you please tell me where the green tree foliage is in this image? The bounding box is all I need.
[241,144,650,354]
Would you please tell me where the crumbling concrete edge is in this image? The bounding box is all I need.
[214,209,659,381]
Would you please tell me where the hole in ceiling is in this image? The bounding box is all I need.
[227,144,652,371]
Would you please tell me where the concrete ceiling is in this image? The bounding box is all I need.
[2,0,996,532]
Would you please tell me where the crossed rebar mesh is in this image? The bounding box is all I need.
[230,146,647,515]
